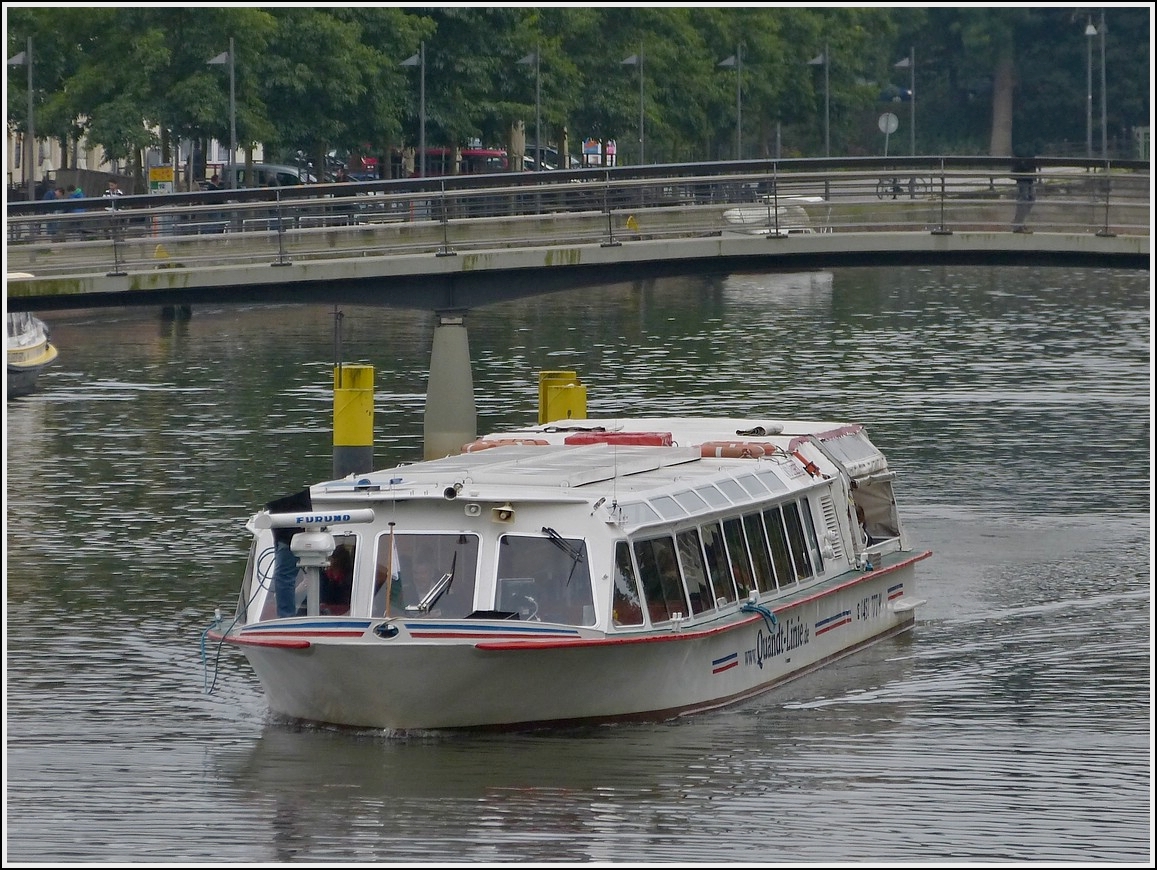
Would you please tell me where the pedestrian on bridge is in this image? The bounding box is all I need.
[1011,146,1038,233]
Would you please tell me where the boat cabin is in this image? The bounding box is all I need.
[236,420,905,635]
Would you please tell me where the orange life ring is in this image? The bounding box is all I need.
[699,441,770,459]
[460,438,550,453]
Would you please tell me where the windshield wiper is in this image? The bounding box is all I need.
[406,551,458,614]
[542,526,583,562]
[542,526,584,586]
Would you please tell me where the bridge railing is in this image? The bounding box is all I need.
[5,159,1148,280]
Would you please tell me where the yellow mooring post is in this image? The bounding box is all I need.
[333,364,374,478]
[538,370,587,424]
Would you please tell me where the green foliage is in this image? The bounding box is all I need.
[6,6,1151,175]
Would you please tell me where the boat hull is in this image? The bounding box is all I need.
[228,553,925,731]
[6,311,58,399]
[6,352,57,399]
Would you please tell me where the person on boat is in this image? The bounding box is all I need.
[319,545,354,616]
[855,503,870,547]
[272,527,301,618]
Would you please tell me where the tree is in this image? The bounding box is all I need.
[7,5,1151,176]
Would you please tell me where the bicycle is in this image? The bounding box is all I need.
[876,176,932,200]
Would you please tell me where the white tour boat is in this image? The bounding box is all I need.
[208,399,930,731]
[721,195,820,236]
[6,309,59,399]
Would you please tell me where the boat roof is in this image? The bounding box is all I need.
[490,416,852,446]
[307,417,884,532]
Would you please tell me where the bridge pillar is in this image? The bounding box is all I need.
[423,310,477,460]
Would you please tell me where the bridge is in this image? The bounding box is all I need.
[5,156,1149,314]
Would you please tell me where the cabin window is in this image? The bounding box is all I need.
[676,529,715,615]
[695,485,728,508]
[782,502,814,581]
[763,506,795,585]
[620,501,660,526]
[496,533,594,625]
[717,479,748,503]
[799,499,825,574]
[612,541,644,627]
[737,473,769,496]
[722,517,756,598]
[255,532,357,620]
[700,521,737,605]
[674,490,708,513]
[373,532,480,619]
[742,512,777,593]
[650,495,685,519]
[755,468,789,494]
[245,537,266,623]
[633,536,689,624]
[318,535,356,616]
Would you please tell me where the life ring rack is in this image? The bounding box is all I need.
[461,438,551,453]
[699,441,776,459]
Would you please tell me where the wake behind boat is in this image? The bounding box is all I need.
[207,383,930,731]
[6,307,59,400]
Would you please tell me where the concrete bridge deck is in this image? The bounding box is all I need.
[6,159,1149,312]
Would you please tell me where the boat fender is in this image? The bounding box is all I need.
[792,450,822,477]
[740,600,779,632]
[735,424,784,436]
[700,441,769,459]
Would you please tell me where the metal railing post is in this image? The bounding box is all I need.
[1096,159,1116,237]
[931,157,952,235]
[602,171,621,247]
[437,180,456,256]
[768,163,785,239]
[106,198,127,277]
[272,189,291,266]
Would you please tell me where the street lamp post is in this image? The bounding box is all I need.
[1098,10,1107,159]
[1085,18,1096,158]
[7,37,35,201]
[895,47,915,155]
[401,42,426,177]
[807,43,830,157]
[207,38,237,188]
[718,45,742,160]
[621,46,644,164]
[517,48,542,170]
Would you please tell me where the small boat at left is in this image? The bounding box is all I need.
[6,296,60,399]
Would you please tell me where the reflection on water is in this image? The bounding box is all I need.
[4,266,1150,863]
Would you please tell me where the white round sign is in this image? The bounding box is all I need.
[878,112,899,134]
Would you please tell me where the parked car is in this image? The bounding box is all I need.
[523,145,580,170]
[212,163,317,190]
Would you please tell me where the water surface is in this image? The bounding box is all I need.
[4,265,1151,863]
